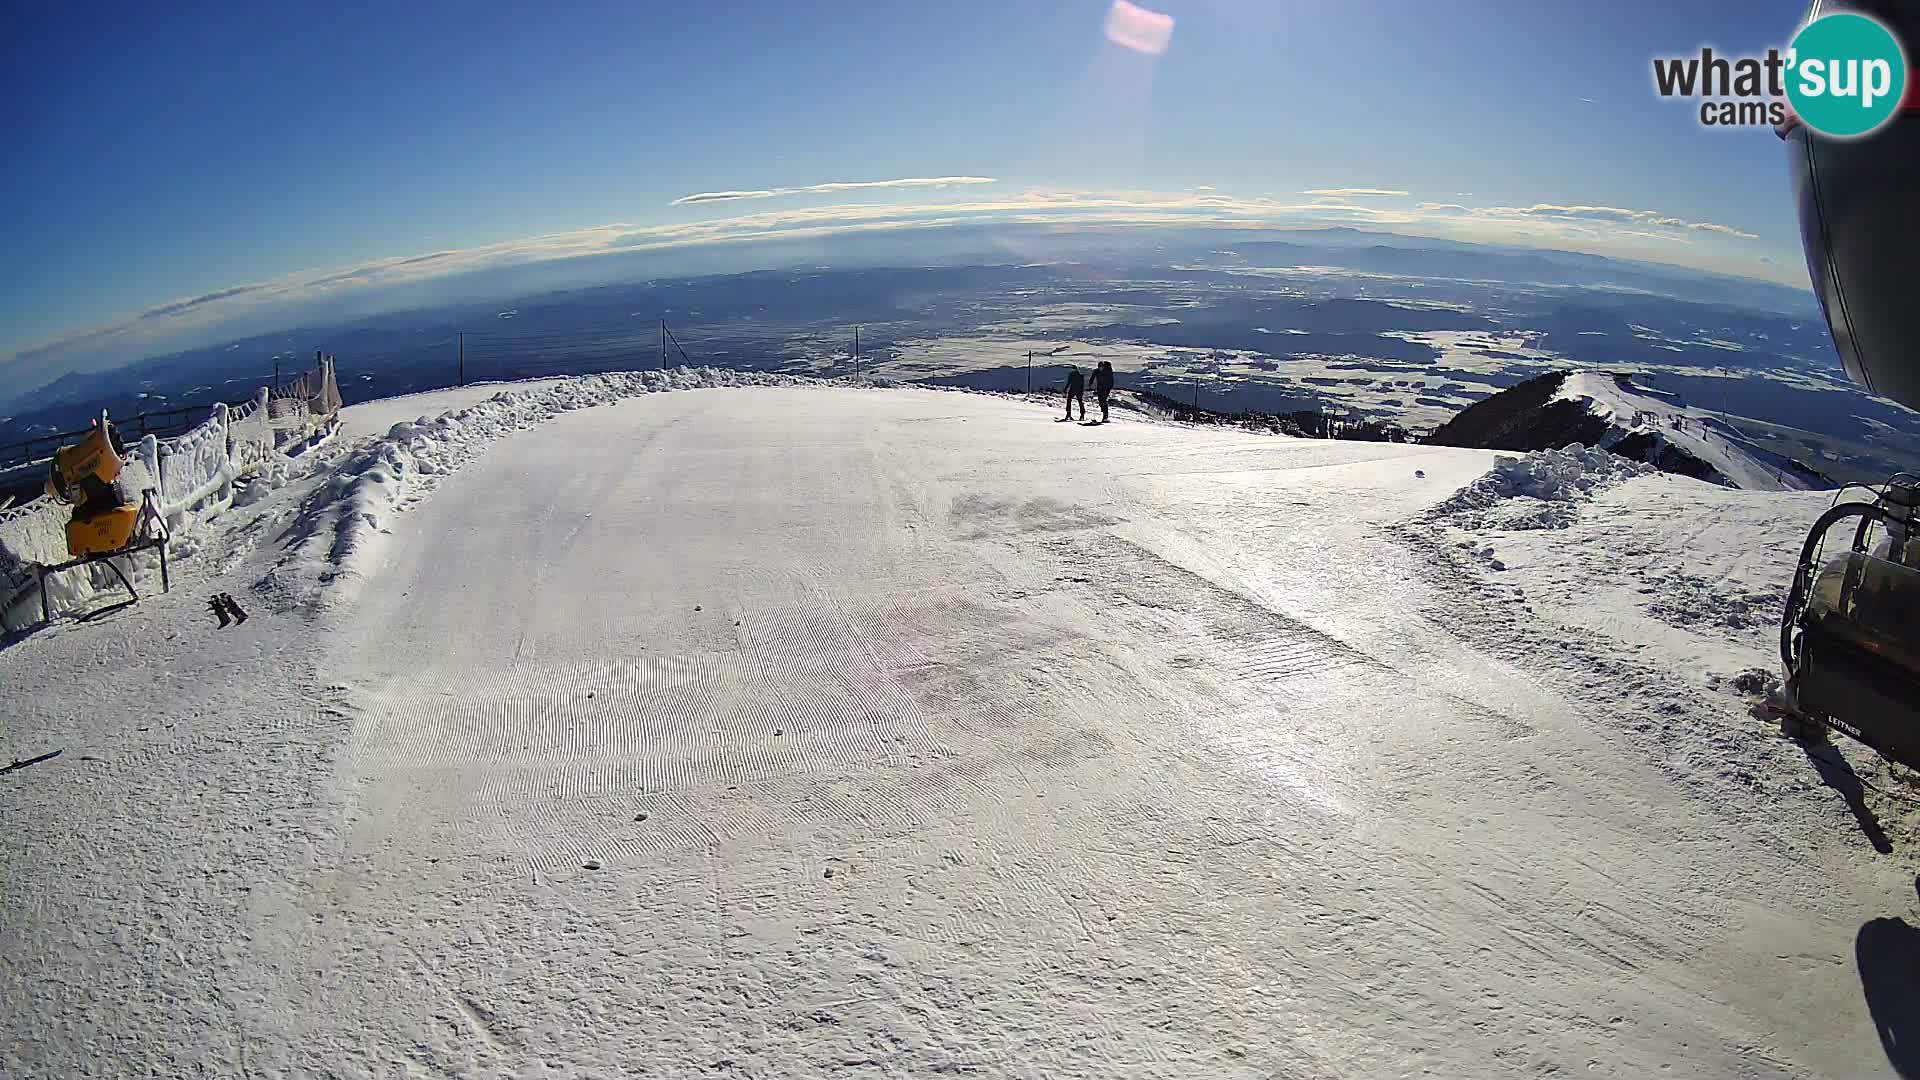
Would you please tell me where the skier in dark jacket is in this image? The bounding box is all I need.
[1063,365,1086,421]
[1092,361,1115,423]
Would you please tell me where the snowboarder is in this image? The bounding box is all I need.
[1092,361,1115,424]
[1063,365,1086,422]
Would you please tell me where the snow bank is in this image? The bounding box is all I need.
[272,367,818,606]
[1435,444,1654,530]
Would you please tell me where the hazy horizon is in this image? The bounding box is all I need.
[0,219,1819,409]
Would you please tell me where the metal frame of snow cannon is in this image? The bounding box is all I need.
[35,487,170,626]
[1778,473,1920,767]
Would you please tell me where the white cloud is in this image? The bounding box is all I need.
[671,176,997,205]
[1498,203,1760,239]
[1687,221,1761,239]
[1302,188,1410,198]
[1616,229,1695,245]
[1416,200,1759,240]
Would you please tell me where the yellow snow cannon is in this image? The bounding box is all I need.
[44,417,141,557]
[28,414,170,625]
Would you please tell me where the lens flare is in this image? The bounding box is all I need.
[1104,0,1174,56]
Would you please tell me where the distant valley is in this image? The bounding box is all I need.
[6,226,1914,486]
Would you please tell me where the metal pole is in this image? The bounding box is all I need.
[1192,375,1200,418]
[661,320,667,369]
[1027,351,1032,393]
[458,333,465,387]
[854,325,861,380]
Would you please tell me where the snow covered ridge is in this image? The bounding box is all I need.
[1429,370,1828,493]
[1435,444,1655,530]
[270,367,831,606]
[1549,370,1826,492]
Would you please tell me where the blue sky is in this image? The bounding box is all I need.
[2,0,1817,386]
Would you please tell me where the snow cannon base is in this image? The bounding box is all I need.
[34,489,171,626]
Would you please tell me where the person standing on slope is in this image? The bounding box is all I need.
[1092,361,1115,423]
[1063,364,1087,422]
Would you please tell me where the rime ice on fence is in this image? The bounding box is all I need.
[266,355,344,452]
[228,388,275,472]
[0,357,342,631]
[159,405,234,526]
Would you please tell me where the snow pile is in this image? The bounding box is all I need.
[1712,667,1783,698]
[272,367,818,605]
[234,451,317,509]
[1434,444,1654,530]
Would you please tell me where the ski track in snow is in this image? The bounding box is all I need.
[4,376,1920,1078]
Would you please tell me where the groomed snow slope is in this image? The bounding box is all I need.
[5,380,1919,1078]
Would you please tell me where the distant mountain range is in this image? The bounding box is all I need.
[3,226,1885,490]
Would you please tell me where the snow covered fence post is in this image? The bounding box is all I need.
[139,434,160,493]
[153,434,168,503]
[212,402,231,500]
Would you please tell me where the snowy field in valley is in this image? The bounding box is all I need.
[4,375,1919,1078]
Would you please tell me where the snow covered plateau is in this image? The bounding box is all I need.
[4,373,1918,1078]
